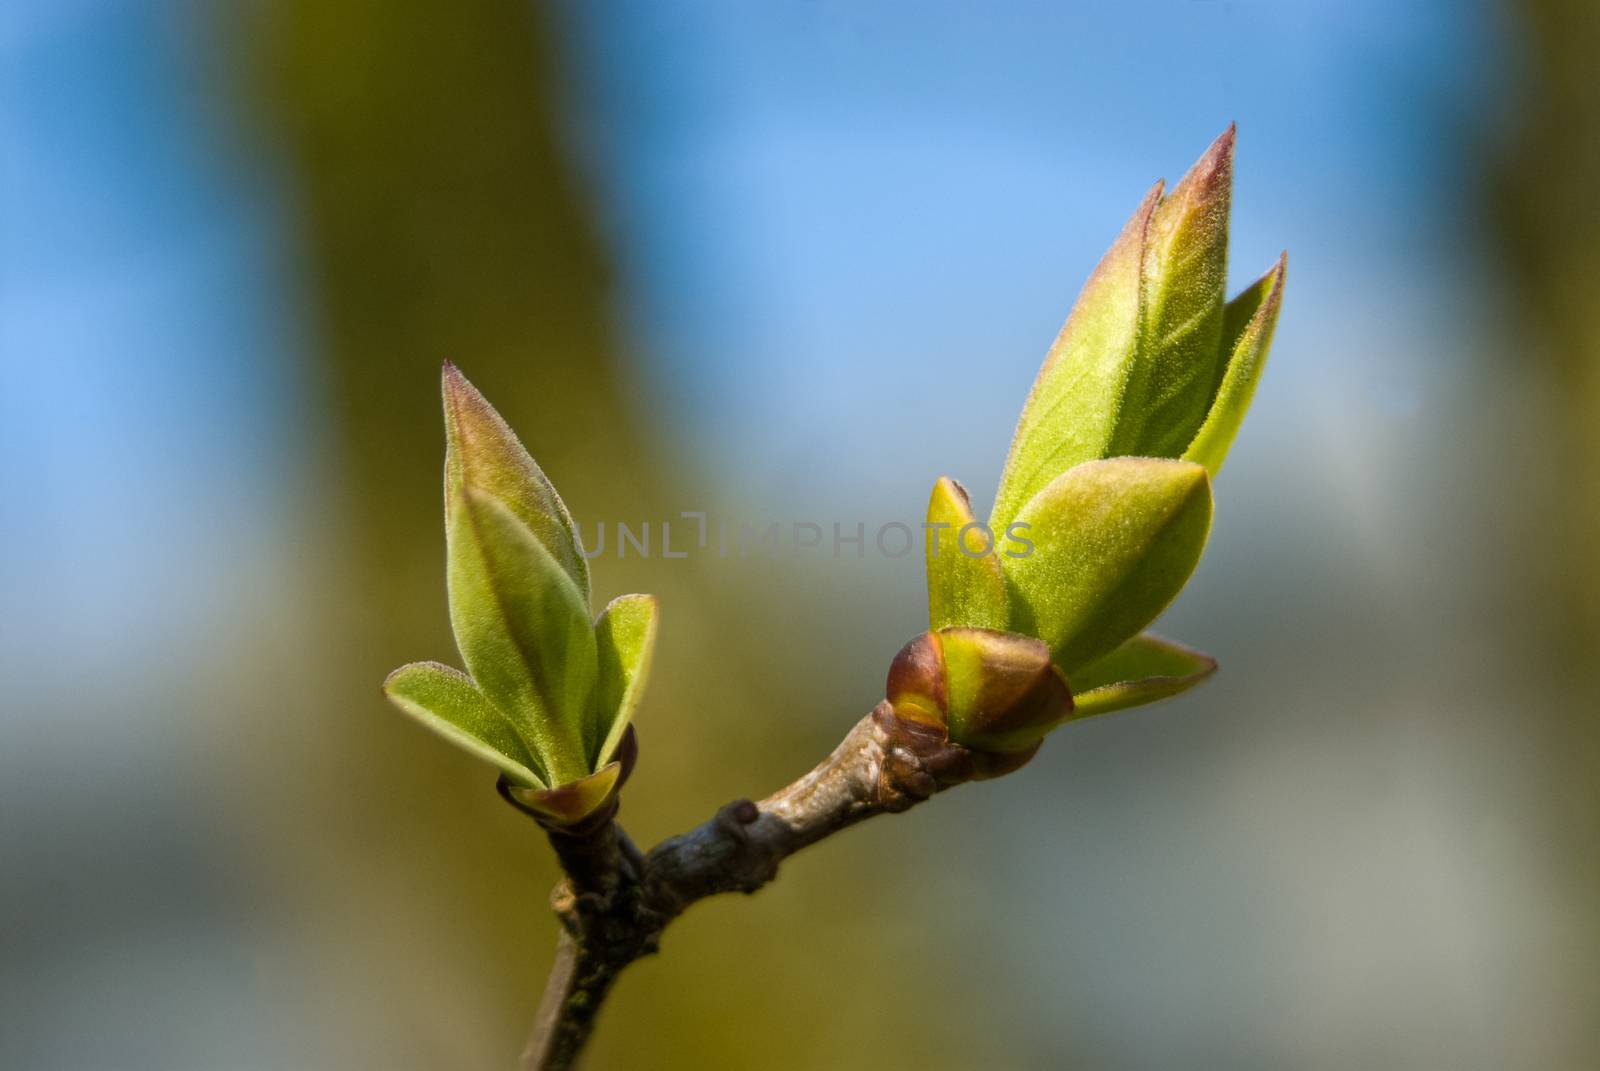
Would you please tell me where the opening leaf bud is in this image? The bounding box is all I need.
[887,628,1074,755]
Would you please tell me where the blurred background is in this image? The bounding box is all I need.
[3,1,1597,1068]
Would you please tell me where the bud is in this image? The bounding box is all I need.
[911,128,1282,738]
[887,628,1074,755]
[385,365,659,827]
[442,361,590,597]
[506,763,623,827]
[885,630,947,728]
[501,725,639,828]
[1120,125,1234,459]
[990,126,1285,528]
[885,625,1221,759]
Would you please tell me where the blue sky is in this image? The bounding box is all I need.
[1,0,1506,649]
[0,0,1510,774]
[556,0,1505,512]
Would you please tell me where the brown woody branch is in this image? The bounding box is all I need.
[517,701,1036,1070]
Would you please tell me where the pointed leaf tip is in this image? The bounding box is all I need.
[992,131,1244,529]
[1184,252,1287,476]
[1158,126,1234,225]
[1067,632,1218,719]
[991,182,1163,527]
[1115,129,1235,459]
[441,364,590,599]
[1209,122,1237,166]
[926,476,1009,632]
[593,593,659,770]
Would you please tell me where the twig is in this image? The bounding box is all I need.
[521,932,579,1070]
[519,701,1036,1070]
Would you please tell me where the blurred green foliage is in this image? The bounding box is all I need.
[1484,2,1600,1058]
[1489,0,1600,658]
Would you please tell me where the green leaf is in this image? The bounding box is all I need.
[447,485,596,786]
[925,477,1008,631]
[383,661,545,788]
[442,362,590,600]
[1112,125,1233,459]
[1184,253,1287,477]
[990,129,1237,530]
[592,593,659,769]
[990,183,1160,529]
[1002,457,1213,674]
[1067,632,1217,720]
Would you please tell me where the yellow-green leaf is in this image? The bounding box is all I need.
[990,129,1238,529]
[990,183,1160,529]
[383,661,545,788]
[1184,253,1287,477]
[1002,458,1212,673]
[925,477,1008,631]
[592,593,658,769]
[442,362,590,599]
[1067,632,1217,720]
[1111,125,1233,459]
[447,485,596,785]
